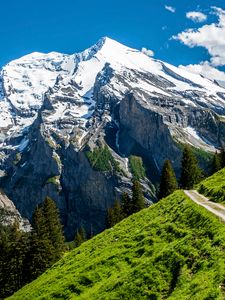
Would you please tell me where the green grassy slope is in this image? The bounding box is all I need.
[10,191,225,300]
[198,168,225,203]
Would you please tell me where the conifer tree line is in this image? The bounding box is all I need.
[106,180,145,228]
[211,148,225,174]
[158,145,202,199]
[107,144,213,228]
[0,197,65,299]
[158,145,225,200]
[106,145,205,228]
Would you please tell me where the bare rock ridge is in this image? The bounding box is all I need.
[0,190,30,231]
[0,37,225,238]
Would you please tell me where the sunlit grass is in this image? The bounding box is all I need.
[9,191,225,300]
[198,168,225,203]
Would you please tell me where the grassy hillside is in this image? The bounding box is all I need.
[198,168,225,203]
[9,191,225,300]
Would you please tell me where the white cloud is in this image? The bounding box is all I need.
[179,61,225,88]
[186,11,207,23]
[173,7,225,66]
[165,5,176,13]
[141,48,154,57]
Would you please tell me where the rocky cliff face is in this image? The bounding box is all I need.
[0,37,225,238]
[0,190,30,231]
[118,93,225,173]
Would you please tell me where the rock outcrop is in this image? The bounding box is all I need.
[0,190,31,231]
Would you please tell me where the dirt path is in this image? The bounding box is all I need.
[184,190,225,222]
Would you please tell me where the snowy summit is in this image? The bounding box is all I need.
[0,37,225,151]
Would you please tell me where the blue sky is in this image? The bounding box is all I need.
[0,0,224,69]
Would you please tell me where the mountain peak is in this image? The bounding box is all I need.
[78,36,129,62]
[96,36,124,47]
[1,36,225,148]
[97,36,113,44]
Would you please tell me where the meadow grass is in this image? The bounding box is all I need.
[9,191,225,300]
[198,168,225,204]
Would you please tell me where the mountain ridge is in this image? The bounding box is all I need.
[1,36,225,149]
[1,37,225,237]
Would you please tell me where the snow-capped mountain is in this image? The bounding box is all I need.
[1,37,225,149]
[0,51,75,137]
[1,37,225,238]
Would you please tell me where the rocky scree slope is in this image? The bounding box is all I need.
[0,37,225,238]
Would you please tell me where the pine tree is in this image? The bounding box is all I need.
[180,145,202,189]
[0,221,16,298]
[79,225,86,242]
[42,197,65,260]
[9,221,29,291]
[112,199,122,224]
[130,180,145,214]
[106,207,113,228]
[211,151,222,174]
[220,148,225,168]
[74,230,83,247]
[26,206,53,281]
[32,206,47,238]
[158,160,178,199]
[0,219,29,298]
[106,199,122,228]
[74,226,86,247]
[121,192,131,218]
[26,198,65,281]
[0,222,8,298]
